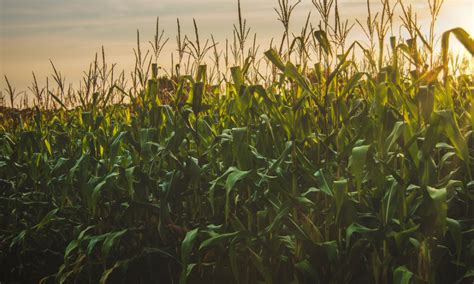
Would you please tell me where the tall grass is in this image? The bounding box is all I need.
[1,0,473,283]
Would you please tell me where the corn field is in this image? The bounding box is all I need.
[1,0,474,283]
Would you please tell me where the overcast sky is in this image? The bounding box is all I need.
[1,0,473,93]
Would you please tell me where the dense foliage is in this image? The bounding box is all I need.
[1,1,474,283]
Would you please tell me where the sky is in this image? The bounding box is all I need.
[0,0,473,97]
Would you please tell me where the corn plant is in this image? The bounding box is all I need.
[1,1,473,283]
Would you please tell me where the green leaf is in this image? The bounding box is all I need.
[373,83,388,116]
[295,259,319,281]
[48,90,67,109]
[109,131,127,160]
[341,72,364,97]
[199,231,239,250]
[231,66,244,89]
[10,230,27,249]
[436,111,469,163]
[383,179,401,225]
[314,169,333,197]
[391,225,420,247]
[180,228,199,284]
[314,30,332,55]
[125,166,136,199]
[284,62,313,97]
[321,241,339,264]
[99,260,125,284]
[101,229,127,261]
[393,265,413,284]
[64,240,79,260]
[386,122,405,153]
[91,172,119,214]
[349,144,370,190]
[86,235,107,256]
[44,139,52,155]
[139,128,157,156]
[265,206,291,234]
[455,269,474,284]
[334,179,348,223]
[345,223,376,249]
[225,168,251,223]
[268,141,293,173]
[248,247,273,284]
[441,28,474,80]
[264,49,286,71]
[419,186,447,234]
[196,64,207,82]
[446,218,462,258]
[33,208,59,230]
